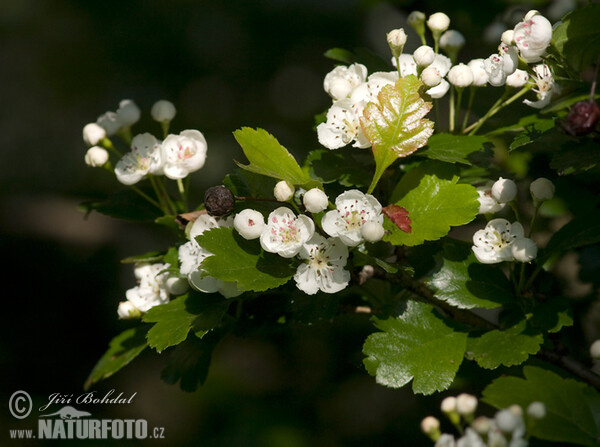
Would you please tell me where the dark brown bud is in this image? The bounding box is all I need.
[204,185,235,216]
[561,100,600,136]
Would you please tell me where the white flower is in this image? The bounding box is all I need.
[495,408,524,434]
[420,416,441,436]
[360,221,385,243]
[260,207,315,258]
[513,13,552,63]
[501,29,515,45]
[530,177,555,201]
[303,188,329,213]
[125,263,170,312]
[151,100,177,122]
[468,59,488,87]
[294,234,350,295]
[421,66,442,87]
[114,133,163,185]
[387,28,407,58]
[321,189,383,246]
[456,428,486,447]
[83,123,106,146]
[427,12,450,34]
[350,71,398,104]
[456,393,478,416]
[491,177,517,203]
[84,146,109,167]
[472,218,524,264]
[428,54,453,77]
[317,98,369,150]
[524,64,557,109]
[511,237,537,262]
[434,434,456,447]
[392,54,418,77]
[115,99,141,127]
[97,111,122,136]
[448,64,473,88]
[161,129,207,179]
[274,180,295,202]
[117,301,141,319]
[427,79,451,99]
[323,63,368,101]
[506,69,529,88]
[441,396,457,413]
[234,209,265,240]
[414,45,436,67]
[590,339,600,359]
[477,182,505,214]
[165,276,189,295]
[484,54,508,87]
[526,402,546,420]
[498,43,519,75]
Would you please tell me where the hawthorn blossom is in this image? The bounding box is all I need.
[83,123,106,146]
[350,71,398,104]
[323,63,368,101]
[85,146,109,167]
[513,12,552,63]
[472,218,524,264]
[234,209,265,240]
[484,45,517,87]
[114,133,163,185]
[530,177,555,201]
[468,59,488,86]
[303,188,329,213]
[151,100,177,122]
[294,234,350,295]
[124,263,170,312]
[321,189,383,246]
[523,64,557,109]
[115,99,141,127]
[476,182,505,214]
[317,98,370,150]
[260,207,315,258]
[392,54,418,77]
[97,111,121,136]
[426,79,451,99]
[161,129,207,179]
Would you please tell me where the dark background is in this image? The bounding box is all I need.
[0,1,573,445]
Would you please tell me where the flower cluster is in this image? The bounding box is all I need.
[421,393,546,447]
[117,263,171,319]
[233,188,384,295]
[472,177,554,264]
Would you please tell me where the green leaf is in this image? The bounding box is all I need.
[121,251,164,264]
[552,4,600,73]
[466,321,544,369]
[84,326,149,390]
[551,138,600,175]
[427,242,513,309]
[233,127,314,186]
[363,300,467,395]
[530,297,573,333]
[384,174,479,247]
[161,331,221,392]
[323,48,355,64]
[418,133,492,165]
[143,293,228,353]
[483,366,600,446]
[508,117,556,151]
[360,75,434,193]
[304,149,372,187]
[223,168,278,199]
[539,213,600,264]
[197,227,296,292]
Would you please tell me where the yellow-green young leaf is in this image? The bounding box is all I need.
[483,366,600,446]
[363,300,467,395]
[233,127,314,186]
[360,75,434,193]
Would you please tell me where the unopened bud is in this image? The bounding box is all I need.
[590,339,600,359]
[166,276,189,295]
[414,45,435,67]
[456,393,478,416]
[530,177,555,201]
[421,67,442,87]
[427,12,450,34]
[511,237,537,263]
[85,146,109,167]
[361,221,385,243]
[83,123,107,146]
[506,69,528,88]
[204,185,235,216]
[303,188,329,213]
[234,209,265,240]
[117,301,141,319]
[526,402,546,419]
[116,99,141,127]
[408,11,426,39]
[501,30,515,45]
[151,100,177,122]
[561,100,600,136]
[524,9,540,21]
[440,396,457,413]
[491,177,517,203]
[387,28,407,58]
[472,416,492,435]
[448,64,473,88]
[420,416,441,437]
[440,30,465,61]
[274,180,295,202]
[495,408,522,433]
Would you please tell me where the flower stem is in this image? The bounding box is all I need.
[465,85,531,135]
[131,185,162,210]
[449,86,456,133]
[461,86,476,132]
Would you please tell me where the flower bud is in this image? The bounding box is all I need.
[456,393,478,416]
[204,185,235,216]
[506,69,528,88]
[561,100,600,136]
[387,28,407,58]
[468,59,488,87]
[166,276,189,295]
[526,402,546,420]
[420,416,440,437]
[501,29,514,45]
[117,301,141,319]
[440,396,457,413]
[440,30,465,61]
[524,9,540,21]
[491,177,517,203]
[85,146,109,167]
[83,123,107,146]
[421,67,442,87]
[495,408,522,433]
[427,12,450,34]
[408,11,426,38]
[274,180,295,202]
[303,188,328,213]
[448,64,473,88]
[511,237,537,263]
[360,221,385,243]
[413,45,435,67]
[116,99,141,127]
[472,416,492,435]
[590,339,600,359]
[530,177,555,201]
[151,100,177,122]
[97,111,121,136]
[234,209,265,240]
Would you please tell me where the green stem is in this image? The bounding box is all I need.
[466,85,532,135]
[449,86,456,133]
[161,121,170,139]
[461,87,476,132]
[454,87,464,134]
[395,56,402,78]
[529,203,540,237]
[517,262,526,295]
[100,137,122,157]
[131,185,162,210]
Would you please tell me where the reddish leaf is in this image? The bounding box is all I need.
[383,205,412,234]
